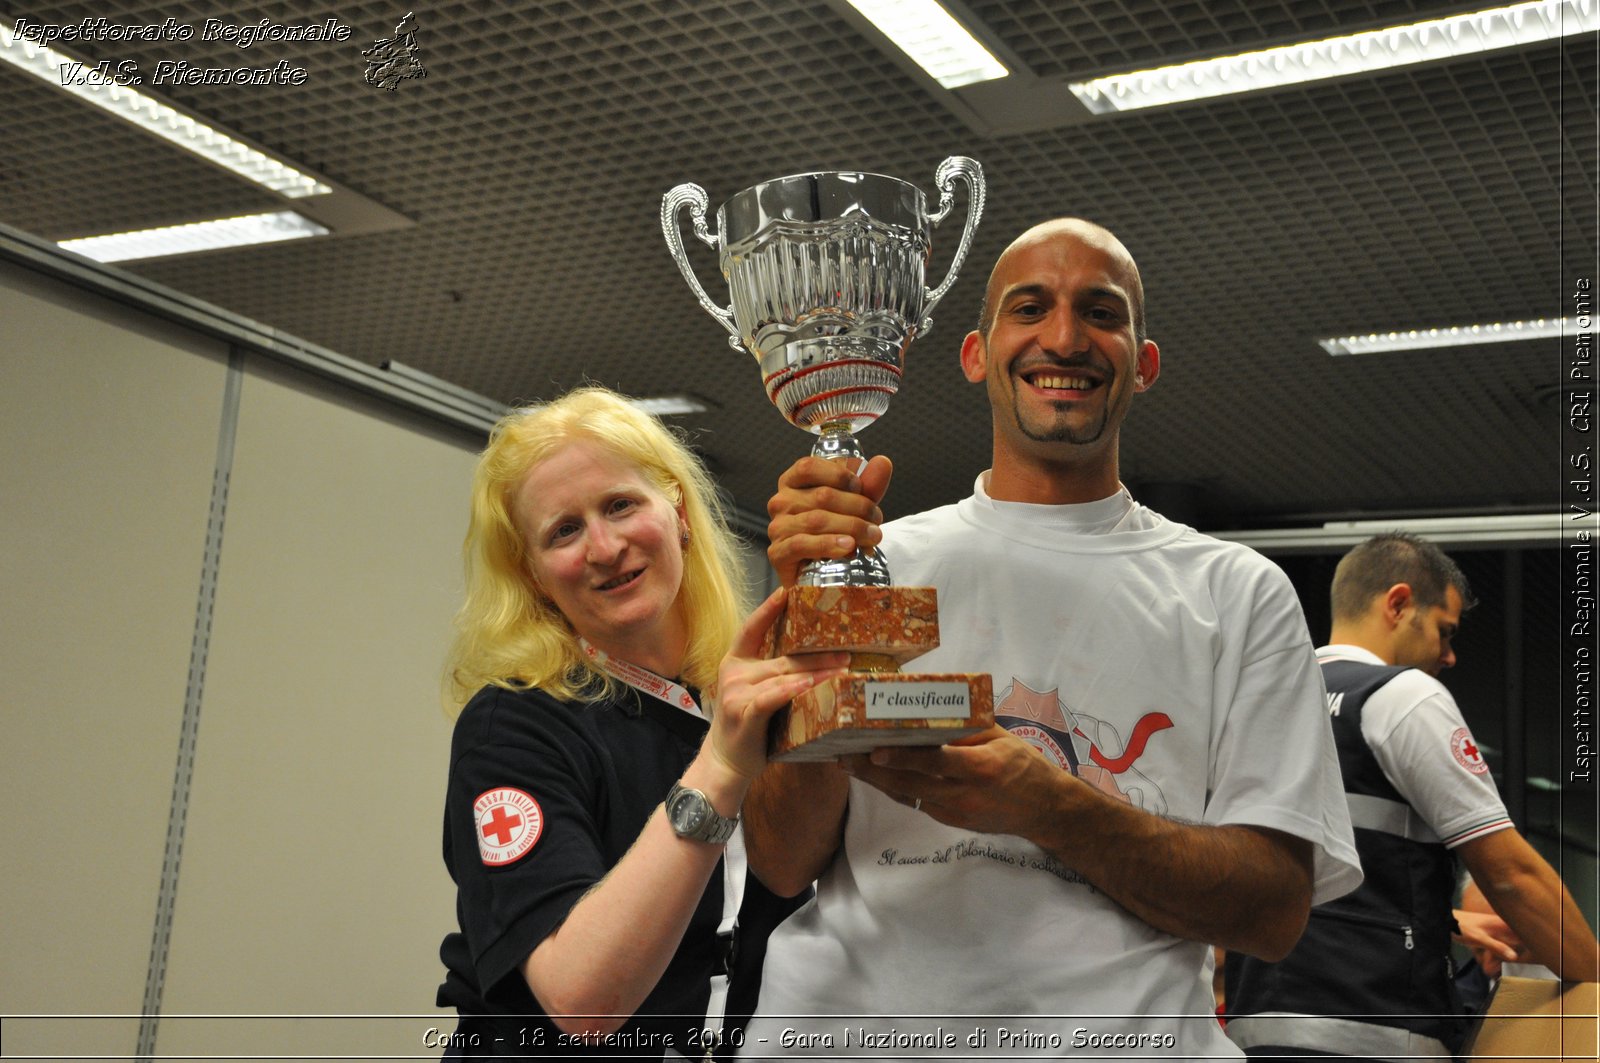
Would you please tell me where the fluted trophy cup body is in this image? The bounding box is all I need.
[663,158,994,759]
[664,159,982,582]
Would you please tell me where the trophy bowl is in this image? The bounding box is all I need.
[662,157,985,437]
[663,158,984,588]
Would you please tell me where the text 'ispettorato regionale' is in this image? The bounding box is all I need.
[10,17,353,86]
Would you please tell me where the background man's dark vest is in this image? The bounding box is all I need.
[1225,658,1465,1061]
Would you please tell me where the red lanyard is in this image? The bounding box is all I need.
[578,638,704,719]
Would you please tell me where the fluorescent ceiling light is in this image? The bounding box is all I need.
[0,19,330,197]
[629,394,710,417]
[1319,317,1596,355]
[844,0,1008,88]
[59,211,329,262]
[1070,0,1599,113]
[511,395,711,419]
[374,365,711,424]
[1219,512,1567,552]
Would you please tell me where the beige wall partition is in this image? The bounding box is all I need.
[0,239,776,1059]
[1,243,774,1063]
[1,260,230,1058]
[153,360,476,1056]
[0,251,475,1058]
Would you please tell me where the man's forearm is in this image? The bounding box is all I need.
[1461,829,1600,982]
[1490,870,1599,980]
[1031,781,1314,960]
[843,730,1316,958]
[743,760,849,896]
[1472,845,1600,979]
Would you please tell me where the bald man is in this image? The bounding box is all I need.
[739,220,1361,1059]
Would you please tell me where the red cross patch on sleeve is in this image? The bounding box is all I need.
[472,787,544,866]
[1450,728,1489,775]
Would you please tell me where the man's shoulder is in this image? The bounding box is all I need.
[1318,651,1459,721]
[1378,667,1456,709]
[881,498,964,538]
[1150,523,1300,595]
[1318,649,1447,694]
[1159,521,1276,564]
[880,500,1284,578]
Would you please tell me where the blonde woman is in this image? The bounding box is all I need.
[435,387,842,1057]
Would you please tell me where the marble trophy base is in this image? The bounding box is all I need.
[769,585,994,762]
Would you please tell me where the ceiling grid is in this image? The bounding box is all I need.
[0,0,1591,524]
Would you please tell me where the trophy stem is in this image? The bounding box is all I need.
[811,420,863,468]
[797,422,893,588]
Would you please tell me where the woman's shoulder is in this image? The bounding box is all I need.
[452,681,653,747]
[444,686,621,815]
[451,683,590,749]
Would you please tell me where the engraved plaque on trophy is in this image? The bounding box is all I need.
[662,158,994,760]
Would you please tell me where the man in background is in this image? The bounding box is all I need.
[1226,533,1598,1060]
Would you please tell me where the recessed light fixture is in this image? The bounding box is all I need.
[1318,318,1595,355]
[503,394,712,419]
[627,394,710,417]
[58,211,329,262]
[843,0,1008,89]
[0,18,330,197]
[1070,0,1598,114]
[380,364,713,428]
[1219,511,1567,551]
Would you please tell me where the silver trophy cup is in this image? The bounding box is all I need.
[662,157,984,587]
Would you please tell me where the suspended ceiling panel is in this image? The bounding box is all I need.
[0,0,1592,527]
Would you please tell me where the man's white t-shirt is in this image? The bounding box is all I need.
[745,478,1360,1059]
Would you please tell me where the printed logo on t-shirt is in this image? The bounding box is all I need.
[995,678,1171,815]
[473,787,543,866]
[1003,721,1074,768]
[1450,728,1489,775]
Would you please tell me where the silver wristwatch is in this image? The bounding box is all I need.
[664,782,738,844]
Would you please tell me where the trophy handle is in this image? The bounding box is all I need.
[920,156,986,332]
[661,183,741,346]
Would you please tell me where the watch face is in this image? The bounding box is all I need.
[669,791,707,834]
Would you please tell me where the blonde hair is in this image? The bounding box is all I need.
[446,386,746,709]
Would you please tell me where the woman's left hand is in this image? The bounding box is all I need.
[705,588,850,782]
